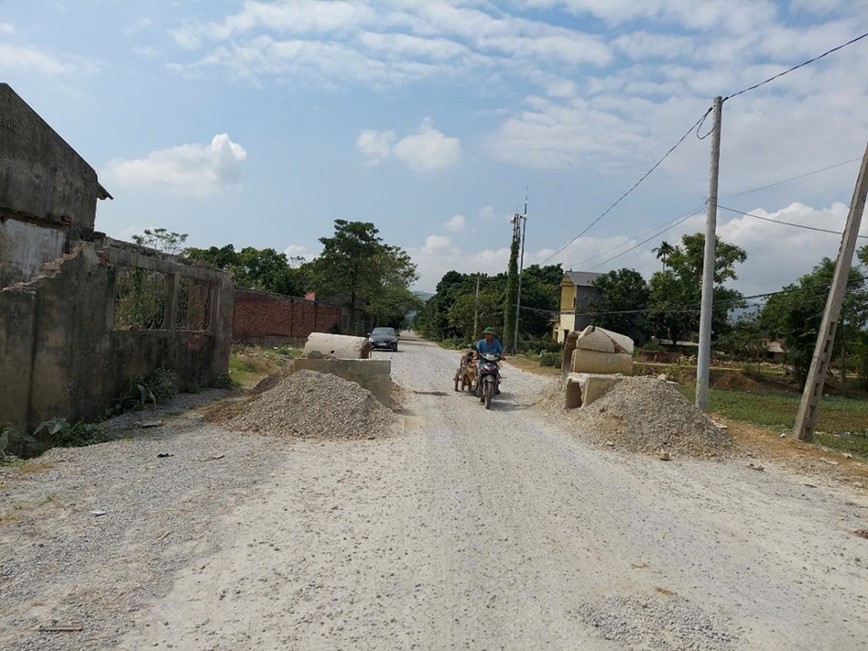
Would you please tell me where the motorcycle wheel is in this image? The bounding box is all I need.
[483,379,492,409]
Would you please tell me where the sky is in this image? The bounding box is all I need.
[2,0,868,296]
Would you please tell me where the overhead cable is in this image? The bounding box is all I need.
[725,31,868,101]
[718,205,868,239]
[540,107,712,265]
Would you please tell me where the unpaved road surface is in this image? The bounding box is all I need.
[2,333,867,650]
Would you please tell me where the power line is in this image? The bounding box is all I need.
[725,31,868,101]
[541,107,712,265]
[718,205,868,239]
[721,157,862,200]
[566,203,706,269]
[586,209,704,271]
[528,274,865,320]
[560,156,862,272]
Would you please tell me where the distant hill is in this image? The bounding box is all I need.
[414,291,434,301]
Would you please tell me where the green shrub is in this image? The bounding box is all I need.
[34,418,113,448]
[518,338,563,355]
[539,351,562,367]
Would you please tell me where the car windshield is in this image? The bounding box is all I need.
[371,327,396,336]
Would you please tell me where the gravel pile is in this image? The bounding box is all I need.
[545,376,732,458]
[213,370,396,440]
[576,594,741,650]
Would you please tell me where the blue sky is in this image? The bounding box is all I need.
[2,0,868,295]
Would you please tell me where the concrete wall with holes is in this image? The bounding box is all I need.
[0,239,234,455]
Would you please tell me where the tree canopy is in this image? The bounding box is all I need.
[646,233,747,344]
[306,220,420,333]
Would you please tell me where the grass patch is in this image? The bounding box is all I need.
[679,384,868,459]
[507,354,562,377]
[228,344,302,389]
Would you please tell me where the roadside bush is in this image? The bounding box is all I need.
[518,338,562,355]
[539,351,561,367]
[34,417,114,448]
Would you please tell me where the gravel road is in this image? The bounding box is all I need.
[2,333,867,650]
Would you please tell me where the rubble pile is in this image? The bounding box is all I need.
[211,370,396,440]
[550,376,732,458]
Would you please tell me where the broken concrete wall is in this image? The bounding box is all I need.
[0,219,67,287]
[0,240,234,438]
[0,83,105,233]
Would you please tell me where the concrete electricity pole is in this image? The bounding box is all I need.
[513,196,528,354]
[793,141,868,441]
[472,274,480,341]
[696,96,723,412]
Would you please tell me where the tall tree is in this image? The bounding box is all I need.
[761,257,868,388]
[185,244,303,296]
[307,220,418,334]
[503,232,520,352]
[588,268,650,342]
[646,233,747,345]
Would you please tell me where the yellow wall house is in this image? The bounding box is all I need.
[553,271,604,343]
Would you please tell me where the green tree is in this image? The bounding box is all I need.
[646,233,747,345]
[760,256,868,388]
[365,245,423,328]
[652,241,675,269]
[588,268,650,342]
[307,220,418,334]
[514,264,563,340]
[503,234,520,352]
[133,228,188,254]
[185,244,303,296]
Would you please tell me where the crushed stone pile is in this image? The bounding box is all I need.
[549,376,732,458]
[209,370,396,440]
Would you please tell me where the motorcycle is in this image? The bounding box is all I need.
[475,352,501,409]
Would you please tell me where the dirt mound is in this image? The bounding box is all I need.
[545,376,732,458]
[208,370,396,440]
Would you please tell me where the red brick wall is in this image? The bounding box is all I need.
[232,289,344,343]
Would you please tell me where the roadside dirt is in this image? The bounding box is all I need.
[1,334,867,650]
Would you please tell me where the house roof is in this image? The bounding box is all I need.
[563,271,604,287]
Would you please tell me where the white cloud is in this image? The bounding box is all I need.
[0,22,15,35]
[283,244,318,265]
[538,201,868,301]
[125,17,153,35]
[444,214,466,232]
[358,119,461,172]
[0,43,99,76]
[411,233,511,290]
[356,129,395,164]
[478,205,497,221]
[103,134,247,198]
[393,118,461,172]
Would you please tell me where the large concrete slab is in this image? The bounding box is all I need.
[290,358,392,406]
[564,373,625,409]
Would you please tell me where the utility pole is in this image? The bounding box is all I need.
[472,273,480,341]
[696,96,723,412]
[513,194,528,355]
[793,141,868,441]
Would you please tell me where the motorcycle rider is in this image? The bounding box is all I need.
[476,327,505,394]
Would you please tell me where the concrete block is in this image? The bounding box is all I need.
[290,358,392,406]
[576,325,634,355]
[304,332,372,359]
[571,349,633,375]
[564,373,625,409]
